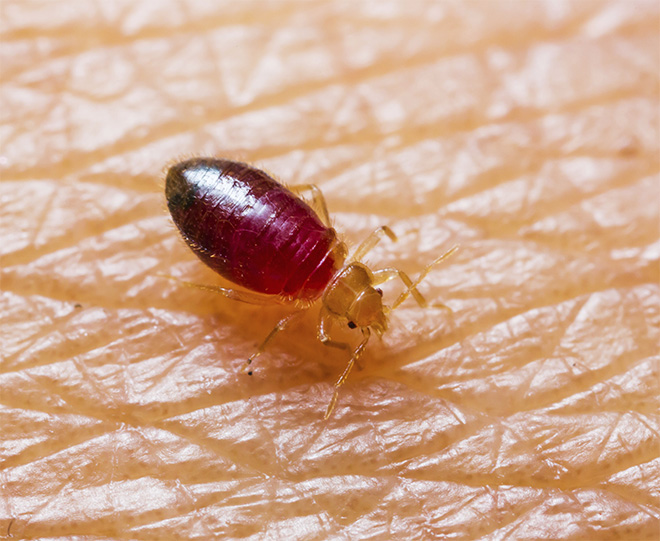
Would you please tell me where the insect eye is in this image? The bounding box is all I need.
[376,288,383,296]
[347,321,357,329]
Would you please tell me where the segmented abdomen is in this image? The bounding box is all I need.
[166,158,342,301]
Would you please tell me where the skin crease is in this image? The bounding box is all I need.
[0,0,659,539]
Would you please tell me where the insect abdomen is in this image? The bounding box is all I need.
[166,158,342,301]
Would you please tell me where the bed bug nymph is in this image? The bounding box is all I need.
[165,158,458,418]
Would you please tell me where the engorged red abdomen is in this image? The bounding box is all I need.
[165,158,344,302]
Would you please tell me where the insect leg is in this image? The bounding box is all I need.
[373,245,459,311]
[244,310,305,374]
[317,307,351,351]
[317,307,364,368]
[324,328,371,420]
[351,226,398,262]
[157,274,277,305]
[289,184,331,226]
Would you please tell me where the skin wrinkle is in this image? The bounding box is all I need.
[0,2,599,73]
[415,272,656,355]
[0,88,652,188]
[390,411,658,485]
[7,21,655,181]
[0,280,650,415]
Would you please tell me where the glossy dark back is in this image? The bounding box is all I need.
[166,158,339,300]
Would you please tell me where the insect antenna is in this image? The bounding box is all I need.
[385,244,460,314]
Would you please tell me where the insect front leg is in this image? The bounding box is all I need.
[351,226,398,262]
[324,328,371,420]
[317,306,351,351]
[317,306,365,368]
[288,184,331,226]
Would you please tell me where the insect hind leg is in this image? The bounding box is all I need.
[157,274,277,305]
[289,184,331,226]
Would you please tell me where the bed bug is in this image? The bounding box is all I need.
[165,158,458,418]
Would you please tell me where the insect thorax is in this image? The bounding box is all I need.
[322,263,387,333]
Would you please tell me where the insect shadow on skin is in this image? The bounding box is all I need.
[162,157,458,419]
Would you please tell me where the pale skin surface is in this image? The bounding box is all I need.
[1,1,659,539]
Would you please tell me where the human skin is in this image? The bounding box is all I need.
[1,1,659,539]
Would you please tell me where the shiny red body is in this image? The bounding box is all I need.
[166,158,341,301]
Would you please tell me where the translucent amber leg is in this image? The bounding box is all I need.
[324,328,371,420]
[351,225,398,262]
[157,274,278,305]
[289,184,331,226]
[244,311,305,374]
